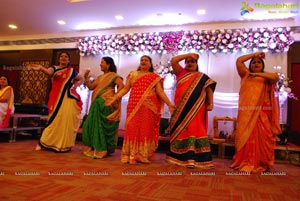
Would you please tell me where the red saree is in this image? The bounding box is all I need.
[231,73,281,172]
[166,70,216,168]
[121,71,163,164]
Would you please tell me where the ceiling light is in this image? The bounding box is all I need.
[138,13,195,26]
[8,24,18,29]
[197,9,206,15]
[75,22,111,30]
[57,20,66,25]
[115,15,124,21]
[67,0,89,2]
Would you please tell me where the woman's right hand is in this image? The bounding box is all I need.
[190,53,199,60]
[254,52,265,59]
[84,70,90,78]
[106,96,117,106]
[84,69,90,79]
[29,64,42,71]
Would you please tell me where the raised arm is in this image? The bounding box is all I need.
[170,53,199,74]
[84,69,97,90]
[236,52,265,78]
[73,74,84,87]
[30,64,54,76]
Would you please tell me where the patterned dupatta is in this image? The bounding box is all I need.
[235,75,281,151]
[0,86,14,128]
[126,71,162,126]
[169,72,216,144]
[94,72,121,122]
[94,72,119,99]
[47,66,81,124]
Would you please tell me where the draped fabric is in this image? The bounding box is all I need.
[121,71,163,163]
[0,86,14,128]
[82,72,122,155]
[231,72,281,172]
[39,66,82,152]
[166,70,216,168]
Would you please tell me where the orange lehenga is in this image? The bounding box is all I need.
[121,71,163,164]
[166,70,216,168]
[0,86,14,128]
[231,73,281,173]
[39,66,82,152]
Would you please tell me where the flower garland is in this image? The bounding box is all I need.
[274,66,298,105]
[78,27,294,56]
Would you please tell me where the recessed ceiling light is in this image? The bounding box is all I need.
[115,15,124,21]
[57,20,66,25]
[197,9,206,15]
[75,22,111,30]
[138,13,195,26]
[8,24,18,29]
[67,0,89,2]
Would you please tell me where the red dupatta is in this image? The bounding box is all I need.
[125,71,162,126]
[47,66,81,124]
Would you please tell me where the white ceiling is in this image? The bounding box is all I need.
[1,0,299,39]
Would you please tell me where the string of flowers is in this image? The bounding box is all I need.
[77,27,294,56]
[274,66,298,105]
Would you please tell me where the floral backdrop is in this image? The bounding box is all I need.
[77,26,296,135]
[78,27,294,56]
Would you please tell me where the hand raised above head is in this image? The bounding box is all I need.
[190,53,199,60]
[254,52,265,59]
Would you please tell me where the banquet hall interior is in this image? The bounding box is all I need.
[0,0,300,200]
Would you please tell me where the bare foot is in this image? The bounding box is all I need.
[35,144,42,151]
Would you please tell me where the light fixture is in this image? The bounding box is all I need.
[8,24,18,29]
[197,9,206,15]
[115,15,124,21]
[67,0,89,2]
[138,13,195,26]
[75,22,111,30]
[57,20,66,25]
